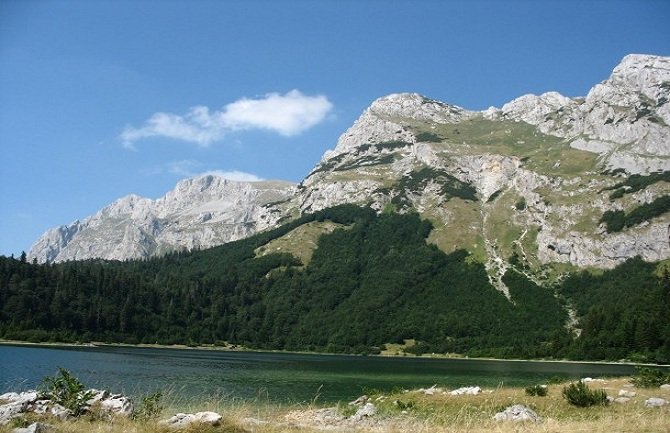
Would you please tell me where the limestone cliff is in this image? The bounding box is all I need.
[28,176,295,263]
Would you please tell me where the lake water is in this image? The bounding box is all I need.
[0,344,643,404]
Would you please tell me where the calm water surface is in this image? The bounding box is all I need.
[0,344,642,404]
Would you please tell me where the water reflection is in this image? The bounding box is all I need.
[0,344,644,403]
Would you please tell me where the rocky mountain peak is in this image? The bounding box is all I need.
[491,54,670,174]
[323,93,471,160]
[28,175,295,263]
[368,93,469,122]
[609,54,670,91]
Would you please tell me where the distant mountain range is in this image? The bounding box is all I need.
[29,54,670,291]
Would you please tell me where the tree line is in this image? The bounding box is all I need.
[1,205,668,362]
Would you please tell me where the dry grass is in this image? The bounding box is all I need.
[2,378,669,432]
[254,221,347,266]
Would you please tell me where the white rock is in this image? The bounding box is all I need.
[0,401,27,425]
[660,384,670,391]
[618,389,636,398]
[12,422,53,433]
[0,392,38,405]
[644,397,669,407]
[0,393,20,402]
[48,404,71,420]
[449,386,481,396]
[98,394,134,417]
[493,404,541,422]
[350,403,376,422]
[614,397,630,404]
[160,411,222,429]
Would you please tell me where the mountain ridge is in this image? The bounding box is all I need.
[28,54,670,274]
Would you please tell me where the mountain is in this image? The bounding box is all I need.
[28,54,670,286]
[28,177,295,263]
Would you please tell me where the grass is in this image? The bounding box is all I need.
[412,115,601,178]
[425,198,482,255]
[254,221,348,266]
[2,378,668,432]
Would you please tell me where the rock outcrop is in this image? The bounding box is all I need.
[493,404,542,422]
[160,411,222,429]
[0,389,134,425]
[495,54,670,174]
[644,397,669,407]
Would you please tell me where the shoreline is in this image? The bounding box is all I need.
[2,376,669,433]
[2,339,669,368]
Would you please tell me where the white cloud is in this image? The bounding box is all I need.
[143,160,264,182]
[121,90,332,147]
[166,160,203,177]
[222,90,333,136]
[201,170,264,182]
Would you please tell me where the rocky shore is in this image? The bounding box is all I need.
[2,377,669,432]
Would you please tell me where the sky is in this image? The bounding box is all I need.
[1,0,669,257]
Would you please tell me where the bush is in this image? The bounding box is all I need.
[414,131,442,142]
[40,367,93,416]
[525,384,548,396]
[515,198,527,211]
[561,381,608,407]
[547,376,566,385]
[132,391,164,421]
[631,367,670,388]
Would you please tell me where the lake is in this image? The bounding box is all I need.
[0,344,643,404]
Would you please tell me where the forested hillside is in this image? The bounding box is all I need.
[2,205,669,362]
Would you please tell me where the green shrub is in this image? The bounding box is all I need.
[40,367,93,416]
[631,367,670,388]
[561,381,608,407]
[547,376,567,385]
[394,399,416,410]
[414,131,442,142]
[525,384,548,396]
[132,391,164,421]
[600,196,670,232]
[515,198,527,211]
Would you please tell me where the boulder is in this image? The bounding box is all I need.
[0,392,38,405]
[160,411,222,429]
[350,403,376,422]
[97,393,134,417]
[12,422,54,433]
[493,404,541,422]
[0,401,28,425]
[618,390,636,398]
[660,384,670,391]
[614,397,630,404]
[48,404,71,420]
[85,389,109,406]
[449,386,481,396]
[644,397,669,408]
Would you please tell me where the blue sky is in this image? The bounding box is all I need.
[1,0,669,257]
